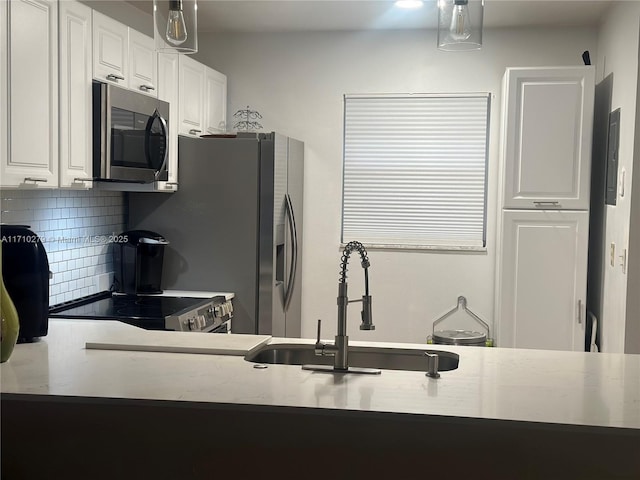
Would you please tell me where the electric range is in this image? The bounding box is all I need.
[49,291,233,333]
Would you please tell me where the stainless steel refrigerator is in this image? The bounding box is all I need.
[127,132,304,336]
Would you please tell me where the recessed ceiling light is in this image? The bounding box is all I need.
[395,0,424,9]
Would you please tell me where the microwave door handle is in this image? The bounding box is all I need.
[155,112,169,181]
[103,82,111,179]
[144,110,169,181]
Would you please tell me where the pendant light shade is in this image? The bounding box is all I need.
[154,0,198,54]
[437,0,484,51]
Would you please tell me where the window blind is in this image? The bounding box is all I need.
[342,93,490,248]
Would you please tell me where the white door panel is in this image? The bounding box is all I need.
[92,11,128,86]
[129,29,157,96]
[498,210,588,351]
[502,67,594,209]
[178,56,204,136]
[2,0,58,187]
[59,0,92,188]
[204,68,227,134]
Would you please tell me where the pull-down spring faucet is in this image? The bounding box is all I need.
[302,241,381,374]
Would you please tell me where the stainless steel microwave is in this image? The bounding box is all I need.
[92,81,170,183]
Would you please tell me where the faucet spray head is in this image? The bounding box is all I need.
[360,295,375,330]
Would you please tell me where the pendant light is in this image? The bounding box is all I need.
[437,0,484,51]
[154,0,198,54]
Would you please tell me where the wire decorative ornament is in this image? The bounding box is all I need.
[233,106,263,132]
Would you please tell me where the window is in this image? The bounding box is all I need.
[341,93,490,249]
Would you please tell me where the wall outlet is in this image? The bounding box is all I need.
[620,249,627,274]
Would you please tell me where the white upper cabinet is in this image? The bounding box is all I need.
[497,210,588,351]
[92,11,156,97]
[92,10,128,86]
[178,55,205,137]
[157,53,180,191]
[59,0,93,189]
[129,29,157,97]
[501,67,595,210]
[1,0,58,188]
[178,55,227,137]
[204,67,227,134]
[0,0,7,174]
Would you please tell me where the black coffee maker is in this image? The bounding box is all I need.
[115,230,168,294]
[0,225,50,343]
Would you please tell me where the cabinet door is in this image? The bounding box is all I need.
[129,29,157,97]
[497,210,588,351]
[204,67,227,134]
[59,0,92,189]
[157,53,179,191]
[178,55,205,137]
[1,0,58,188]
[502,67,595,210]
[0,0,7,173]
[92,10,128,86]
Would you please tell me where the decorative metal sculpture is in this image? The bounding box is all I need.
[233,106,263,132]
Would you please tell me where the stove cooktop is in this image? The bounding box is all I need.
[49,292,230,332]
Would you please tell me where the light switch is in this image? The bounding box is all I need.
[620,248,627,274]
[610,242,616,267]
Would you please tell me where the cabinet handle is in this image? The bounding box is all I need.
[189,129,202,135]
[73,177,93,182]
[106,74,125,82]
[24,177,48,183]
[577,300,583,324]
[533,201,562,208]
[164,182,178,186]
[140,84,155,92]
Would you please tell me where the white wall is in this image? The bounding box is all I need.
[196,27,597,343]
[595,2,640,353]
[80,0,152,36]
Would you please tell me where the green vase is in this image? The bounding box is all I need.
[1,251,20,363]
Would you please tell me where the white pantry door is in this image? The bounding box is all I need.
[497,210,588,351]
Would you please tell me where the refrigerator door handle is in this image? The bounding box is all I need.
[284,194,298,312]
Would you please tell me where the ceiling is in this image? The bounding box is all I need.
[127,0,616,33]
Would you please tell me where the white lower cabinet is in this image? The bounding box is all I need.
[496,210,588,351]
[1,0,58,188]
[59,0,93,189]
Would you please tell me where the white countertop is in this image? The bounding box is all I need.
[2,319,639,430]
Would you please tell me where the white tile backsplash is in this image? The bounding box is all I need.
[1,189,127,306]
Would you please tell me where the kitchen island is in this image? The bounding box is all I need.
[2,319,639,479]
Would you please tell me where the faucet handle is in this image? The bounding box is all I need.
[314,319,325,355]
[316,319,322,344]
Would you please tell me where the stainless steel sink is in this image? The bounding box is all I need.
[244,343,459,372]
